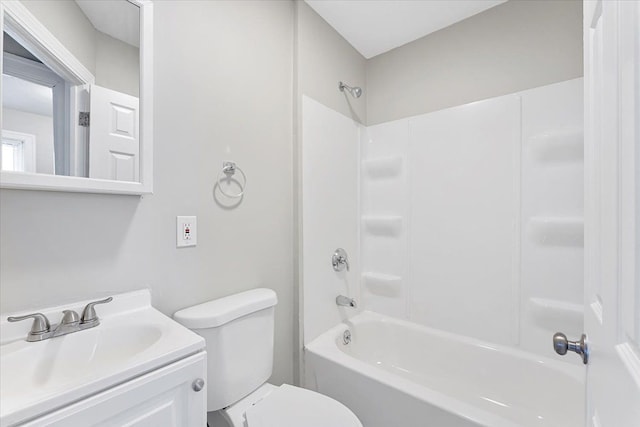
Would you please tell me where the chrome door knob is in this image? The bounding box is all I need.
[553,332,589,364]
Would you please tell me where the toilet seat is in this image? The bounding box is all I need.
[241,384,362,427]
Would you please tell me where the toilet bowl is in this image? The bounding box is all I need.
[173,288,362,427]
[223,383,361,427]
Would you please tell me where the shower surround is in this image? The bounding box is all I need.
[301,77,584,425]
[303,78,583,356]
[360,78,584,360]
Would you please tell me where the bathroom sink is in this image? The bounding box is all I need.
[1,324,162,392]
[0,290,205,426]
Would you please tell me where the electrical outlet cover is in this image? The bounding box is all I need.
[176,216,197,248]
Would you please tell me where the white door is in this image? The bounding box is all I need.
[582,1,640,426]
[88,84,139,182]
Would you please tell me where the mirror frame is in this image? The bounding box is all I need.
[0,0,153,195]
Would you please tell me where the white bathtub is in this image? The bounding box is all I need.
[305,311,584,427]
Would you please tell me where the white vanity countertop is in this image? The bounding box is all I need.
[0,290,205,427]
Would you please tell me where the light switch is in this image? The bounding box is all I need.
[177,216,197,248]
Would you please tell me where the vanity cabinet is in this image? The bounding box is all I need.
[19,353,206,427]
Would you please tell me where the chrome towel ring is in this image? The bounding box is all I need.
[217,161,246,198]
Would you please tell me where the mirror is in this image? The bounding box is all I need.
[0,0,152,194]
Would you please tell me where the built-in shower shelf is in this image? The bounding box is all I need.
[362,156,403,178]
[362,215,403,236]
[527,217,583,247]
[528,297,583,331]
[528,128,583,162]
[362,272,402,297]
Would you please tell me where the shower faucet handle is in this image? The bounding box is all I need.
[332,248,350,272]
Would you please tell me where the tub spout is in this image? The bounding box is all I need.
[336,295,357,308]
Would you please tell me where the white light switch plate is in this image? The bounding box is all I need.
[177,216,197,248]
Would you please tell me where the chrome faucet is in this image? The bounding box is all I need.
[336,295,357,308]
[7,297,113,342]
[332,248,350,272]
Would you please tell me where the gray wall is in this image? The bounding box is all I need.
[95,31,140,97]
[366,0,583,125]
[296,1,367,124]
[0,0,295,386]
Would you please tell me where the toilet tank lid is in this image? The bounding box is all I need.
[173,288,277,329]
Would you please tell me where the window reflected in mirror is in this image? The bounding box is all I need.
[1,0,141,182]
[2,129,36,173]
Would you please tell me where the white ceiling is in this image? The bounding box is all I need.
[75,0,140,48]
[305,0,507,59]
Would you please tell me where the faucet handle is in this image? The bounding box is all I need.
[61,310,80,325]
[81,297,113,326]
[332,248,350,272]
[7,313,51,335]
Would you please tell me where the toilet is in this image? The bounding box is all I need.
[173,288,362,427]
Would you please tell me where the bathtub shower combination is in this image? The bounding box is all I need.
[302,79,584,427]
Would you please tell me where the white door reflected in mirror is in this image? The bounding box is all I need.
[89,84,139,182]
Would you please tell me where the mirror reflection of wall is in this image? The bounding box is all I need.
[1,0,140,181]
[75,0,140,98]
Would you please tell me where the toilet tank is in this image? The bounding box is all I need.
[173,288,278,411]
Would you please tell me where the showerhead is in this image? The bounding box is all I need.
[339,81,363,99]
